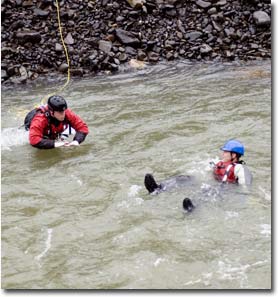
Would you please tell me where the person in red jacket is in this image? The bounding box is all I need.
[28,95,89,149]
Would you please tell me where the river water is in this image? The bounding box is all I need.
[1,60,271,289]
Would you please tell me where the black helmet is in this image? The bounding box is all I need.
[47,95,67,112]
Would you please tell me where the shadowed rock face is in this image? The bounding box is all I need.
[1,0,271,85]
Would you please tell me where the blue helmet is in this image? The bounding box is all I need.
[221,140,245,156]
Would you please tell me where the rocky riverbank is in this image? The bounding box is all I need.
[1,0,271,85]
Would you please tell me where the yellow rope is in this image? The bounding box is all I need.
[40,0,71,106]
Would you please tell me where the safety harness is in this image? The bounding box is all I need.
[221,163,236,183]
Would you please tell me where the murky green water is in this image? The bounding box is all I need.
[1,60,271,289]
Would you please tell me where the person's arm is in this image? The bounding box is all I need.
[65,109,89,144]
[29,116,55,149]
[234,164,252,185]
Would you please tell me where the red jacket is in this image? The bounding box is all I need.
[29,106,89,149]
[213,161,237,183]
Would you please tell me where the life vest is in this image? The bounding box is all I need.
[25,105,69,140]
[213,161,237,183]
[46,121,69,140]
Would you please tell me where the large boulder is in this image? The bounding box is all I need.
[15,31,41,44]
[196,0,212,9]
[115,29,140,47]
[253,11,271,27]
[98,40,112,54]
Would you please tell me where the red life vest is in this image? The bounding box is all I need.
[40,107,69,140]
[213,161,238,183]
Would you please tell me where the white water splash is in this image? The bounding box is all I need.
[1,127,29,150]
[70,174,83,186]
[225,211,239,220]
[188,157,220,176]
[260,224,271,236]
[153,258,165,267]
[258,186,271,201]
[217,258,269,288]
[117,185,144,209]
[128,185,142,197]
[35,228,53,262]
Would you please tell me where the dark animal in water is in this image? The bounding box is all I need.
[144,173,195,212]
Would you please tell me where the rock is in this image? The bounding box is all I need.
[64,33,74,45]
[126,0,145,9]
[19,65,28,80]
[7,66,17,76]
[200,44,212,54]
[27,70,37,80]
[148,51,159,62]
[1,69,8,80]
[22,0,33,7]
[250,43,259,49]
[41,57,53,68]
[253,11,271,27]
[216,0,227,6]
[34,8,49,17]
[176,31,183,39]
[166,51,175,60]
[129,58,145,69]
[0,0,271,84]
[125,46,137,55]
[15,31,41,44]
[9,66,28,84]
[137,49,147,60]
[115,29,140,47]
[165,8,177,17]
[156,0,179,5]
[208,7,217,14]
[118,53,128,62]
[212,20,222,31]
[71,68,84,76]
[116,15,125,22]
[8,20,25,31]
[58,63,69,73]
[99,40,112,53]
[177,19,185,33]
[196,0,212,9]
[55,43,63,52]
[225,50,234,58]
[185,31,203,42]
[1,63,7,70]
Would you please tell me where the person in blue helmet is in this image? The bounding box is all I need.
[212,139,252,185]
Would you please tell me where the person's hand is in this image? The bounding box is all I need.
[64,140,80,147]
[54,141,67,148]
